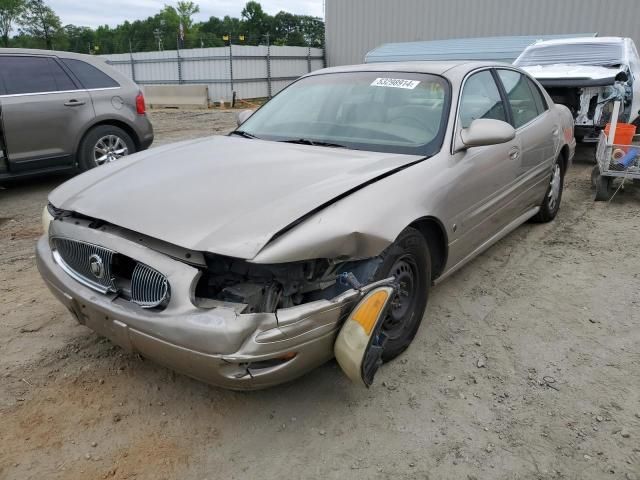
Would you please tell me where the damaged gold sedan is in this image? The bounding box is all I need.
[37,61,575,389]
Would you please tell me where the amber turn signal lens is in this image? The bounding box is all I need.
[351,290,390,335]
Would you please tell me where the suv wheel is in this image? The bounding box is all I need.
[78,125,136,171]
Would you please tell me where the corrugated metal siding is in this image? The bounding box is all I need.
[326,0,640,66]
[101,45,324,102]
[365,34,596,64]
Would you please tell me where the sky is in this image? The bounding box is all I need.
[47,0,324,29]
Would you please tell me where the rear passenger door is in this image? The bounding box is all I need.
[0,55,94,173]
[495,69,557,209]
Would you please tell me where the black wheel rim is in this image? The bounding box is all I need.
[382,255,418,340]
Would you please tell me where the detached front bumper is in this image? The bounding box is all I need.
[36,233,374,390]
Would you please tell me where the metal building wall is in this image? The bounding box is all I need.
[102,45,324,102]
[326,0,640,66]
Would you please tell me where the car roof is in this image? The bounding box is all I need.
[306,61,513,81]
[529,36,627,47]
[0,48,110,65]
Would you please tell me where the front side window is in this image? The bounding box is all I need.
[497,70,540,128]
[238,71,451,156]
[0,56,76,95]
[458,70,507,128]
[61,59,119,89]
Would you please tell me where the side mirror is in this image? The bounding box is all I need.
[458,119,516,150]
[236,109,254,127]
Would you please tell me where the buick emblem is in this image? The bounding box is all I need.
[89,254,105,279]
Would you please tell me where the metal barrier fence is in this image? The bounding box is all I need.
[102,45,325,103]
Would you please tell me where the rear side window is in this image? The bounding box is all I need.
[527,77,548,114]
[0,56,76,95]
[497,70,540,128]
[61,59,119,89]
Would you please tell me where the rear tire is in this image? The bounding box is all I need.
[373,227,430,361]
[532,156,564,223]
[78,125,136,172]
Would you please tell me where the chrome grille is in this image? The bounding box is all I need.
[53,238,116,293]
[131,263,170,308]
[51,237,170,309]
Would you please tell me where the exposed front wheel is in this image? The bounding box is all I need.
[373,227,430,361]
[78,125,136,171]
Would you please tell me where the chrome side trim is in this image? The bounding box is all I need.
[0,87,121,99]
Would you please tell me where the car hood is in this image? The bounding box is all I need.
[49,136,423,260]
[520,64,623,81]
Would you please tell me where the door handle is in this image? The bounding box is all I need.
[64,99,86,107]
[509,147,520,160]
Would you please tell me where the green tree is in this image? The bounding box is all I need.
[3,0,324,53]
[63,24,95,53]
[0,0,26,47]
[241,1,270,42]
[19,0,61,49]
[176,1,199,31]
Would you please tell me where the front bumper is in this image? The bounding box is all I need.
[36,227,373,390]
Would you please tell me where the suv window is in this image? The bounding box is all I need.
[0,56,76,95]
[61,58,119,89]
[459,70,507,128]
[497,70,540,128]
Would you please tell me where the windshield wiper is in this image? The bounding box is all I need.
[279,138,348,148]
[229,130,259,139]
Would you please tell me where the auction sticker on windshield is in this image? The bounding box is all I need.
[371,78,421,89]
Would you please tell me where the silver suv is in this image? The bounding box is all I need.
[0,49,153,179]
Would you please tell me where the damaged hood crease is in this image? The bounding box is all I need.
[49,136,424,260]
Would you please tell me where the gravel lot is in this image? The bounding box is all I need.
[1,109,639,480]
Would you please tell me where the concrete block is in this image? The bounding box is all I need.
[143,84,209,109]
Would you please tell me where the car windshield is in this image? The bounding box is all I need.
[237,71,451,156]
[515,41,625,67]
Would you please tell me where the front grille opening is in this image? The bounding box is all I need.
[113,255,170,310]
[112,254,137,279]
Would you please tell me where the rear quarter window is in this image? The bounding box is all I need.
[61,58,119,89]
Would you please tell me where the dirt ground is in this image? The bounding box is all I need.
[1,109,639,480]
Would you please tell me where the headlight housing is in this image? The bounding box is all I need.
[42,205,54,236]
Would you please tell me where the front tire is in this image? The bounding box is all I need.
[78,125,136,171]
[373,227,430,361]
[532,156,564,222]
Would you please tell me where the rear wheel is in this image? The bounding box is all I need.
[78,125,135,171]
[373,227,430,361]
[532,156,564,222]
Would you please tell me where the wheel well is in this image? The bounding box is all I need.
[408,217,448,281]
[559,145,570,173]
[76,120,141,157]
